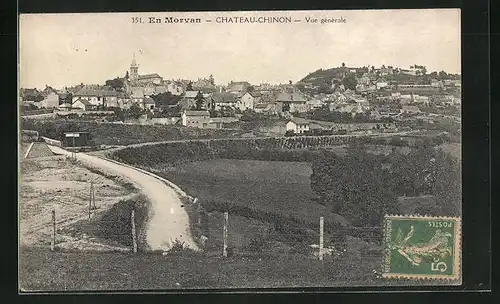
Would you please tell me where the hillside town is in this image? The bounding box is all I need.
[19,7,467,291]
[20,55,461,136]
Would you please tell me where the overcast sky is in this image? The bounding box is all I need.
[19,9,460,90]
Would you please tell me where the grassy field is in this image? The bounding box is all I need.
[145,158,385,257]
[438,143,461,160]
[153,159,351,228]
[19,247,384,290]
[20,245,450,291]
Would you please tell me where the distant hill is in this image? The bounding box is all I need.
[298,67,346,86]
[298,66,462,90]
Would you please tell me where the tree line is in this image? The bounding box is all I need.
[310,143,461,227]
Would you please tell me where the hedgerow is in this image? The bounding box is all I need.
[110,135,364,165]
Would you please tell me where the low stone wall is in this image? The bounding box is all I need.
[40,136,62,147]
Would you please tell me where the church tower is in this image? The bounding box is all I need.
[130,53,139,81]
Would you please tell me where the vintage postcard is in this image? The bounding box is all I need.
[18,9,462,291]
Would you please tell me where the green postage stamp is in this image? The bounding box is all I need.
[382,215,461,280]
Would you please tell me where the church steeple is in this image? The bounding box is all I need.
[130,52,139,81]
[131,52,137,67]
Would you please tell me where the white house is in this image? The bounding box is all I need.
[131,88,145,104]
[143,83,156,97]
[72,88,118,106]
[72,98,94,111]
[142,97,156,111]
[212,92,238,110]
[276,92,309,113]
[118,97,133,110]
[167,81,185,95]
[306,99,323,109]
[237,92,260,111]
[57,103,73,111]
[286,117,310,134]
[254,102,281,115]
[181,110,211,128]
[39,92,59,108]
[179,90,203,111]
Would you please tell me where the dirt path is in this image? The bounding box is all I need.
[47,145,199,252]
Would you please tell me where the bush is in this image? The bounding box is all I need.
[284,130,295,137]
[246,235,268,253]
[389,136,405,146]
[94,196,149,249]
[167,239,189,253]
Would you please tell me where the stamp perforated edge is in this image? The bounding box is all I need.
[381,214,462,281]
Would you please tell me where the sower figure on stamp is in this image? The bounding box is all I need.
[390,225,453,266]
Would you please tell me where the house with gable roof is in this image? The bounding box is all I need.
[166,81,185,95]
[72,98,94,111]
[254,102,281,115]
[236,91,262,111]
[212,92,238,110]
[57,103,73,111]
[286,117,310,134]
[179,90,202,111]
[181,110,211,128]
[39,91,60,109]
[41,85,57,98]
[137,73,163,85]
[130,87,145,104]
[275,91,309,113]
[142,97,156,111]
[72,87,118,107]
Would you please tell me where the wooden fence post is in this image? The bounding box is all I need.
[131,209,137,253]
[223,212,228,258]
[24,142,34,159]
[88,182,92,222]
[319,216,324,261]
[193,198,201,226]
[91,181,96,210]
[51,210,56,251]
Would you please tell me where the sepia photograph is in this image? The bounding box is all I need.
[18,9,462,291]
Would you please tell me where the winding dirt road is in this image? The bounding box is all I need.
[47,145,199,252]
